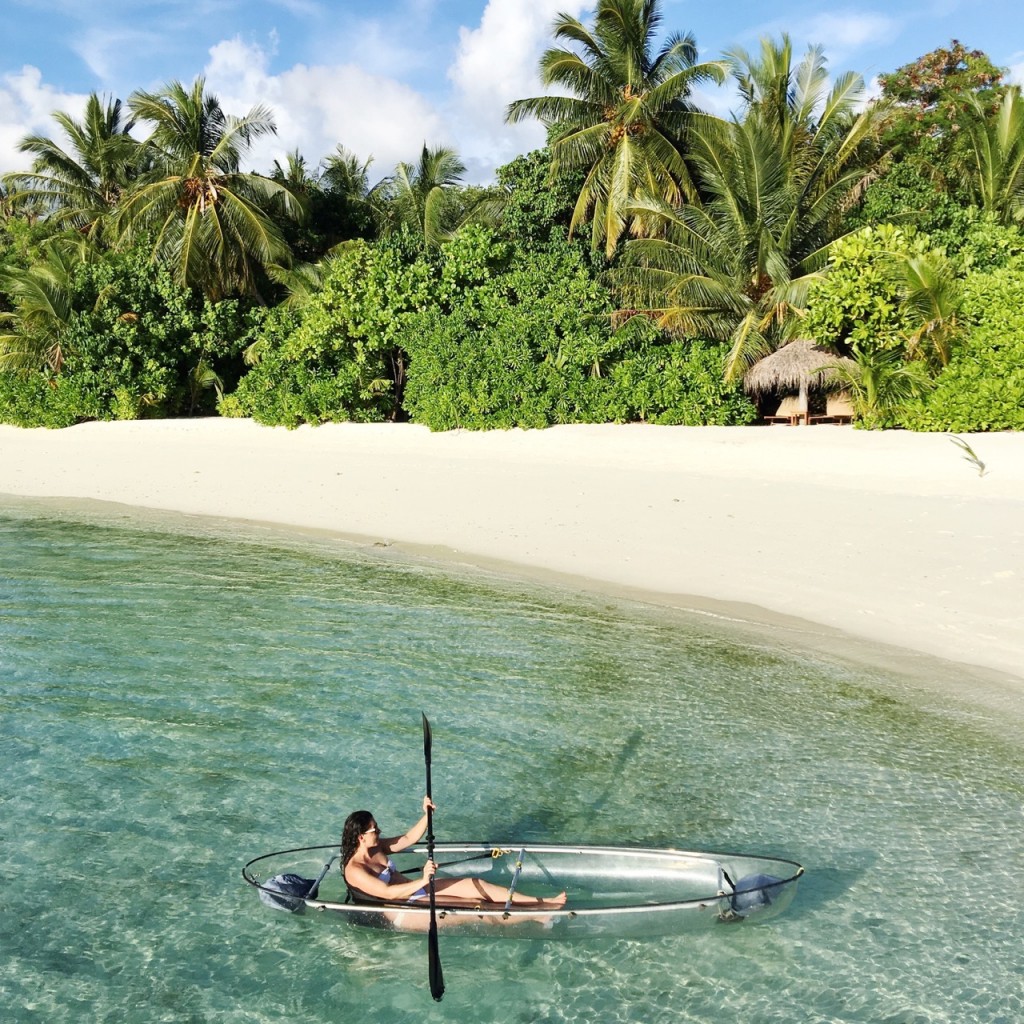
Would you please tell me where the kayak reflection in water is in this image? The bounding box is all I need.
[341,797,567,908]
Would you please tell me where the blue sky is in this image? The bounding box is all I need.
[2,0,1022,183]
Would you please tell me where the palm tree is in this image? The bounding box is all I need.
[317,145,381,242]
[116,77,301,299]
[960,86,1024,225]
[270,149,318,196]
[375,143,468,245]
[823,348,933,424]
[506,0,726,257]
[1,93,142,242]
[0,180,17,222]
[320,145,374,201]
[0,243,79,373]
[897,251,962,367]
[618,36,886,379]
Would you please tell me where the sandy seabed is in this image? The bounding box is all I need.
[2,419,1022,695]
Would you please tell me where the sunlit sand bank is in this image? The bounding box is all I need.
[2,419,1022,689]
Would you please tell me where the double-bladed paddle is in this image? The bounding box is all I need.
[421,712,445,1002]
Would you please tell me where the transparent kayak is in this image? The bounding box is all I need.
[243,842,803,939]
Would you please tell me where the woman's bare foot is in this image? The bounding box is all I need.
[509,890,568,908]
[537,891,567,908]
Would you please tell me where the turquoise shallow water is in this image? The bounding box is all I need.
[1,499,1022,1023]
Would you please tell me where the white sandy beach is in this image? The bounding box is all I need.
[2,419,1022,688]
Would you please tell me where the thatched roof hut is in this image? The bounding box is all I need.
[744,340,855,414]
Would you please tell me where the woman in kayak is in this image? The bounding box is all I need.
[341,797,566,907]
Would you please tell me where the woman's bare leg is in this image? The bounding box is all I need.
[432,876,566,906]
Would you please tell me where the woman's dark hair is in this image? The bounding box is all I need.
[341,810,374,870]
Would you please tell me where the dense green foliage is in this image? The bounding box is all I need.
[231,226,754,429]
[401,231,609,428]
[951,216,1024,273]
[803,226,925,352]
[493,148,584,248]
[877,41,1004,162]
[846,159,973,239]
[0,245,255,426]
[803,218,1024,428]
[403,232,754,429]
[227,236,426,426]
[619,36,885,379]
[602,335,757,425]
[895,261,1024,431]
[2,12,1022,433]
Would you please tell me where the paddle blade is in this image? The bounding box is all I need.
[421,712,432,763]
[427,918,445,1001]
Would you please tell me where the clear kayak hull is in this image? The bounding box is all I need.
[243,843,803,940]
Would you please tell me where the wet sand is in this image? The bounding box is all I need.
[2,419,1022,687]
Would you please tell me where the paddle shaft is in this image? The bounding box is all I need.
[421,714,444,1002]
[503,847,526,915]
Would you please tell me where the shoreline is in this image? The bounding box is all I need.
[2,419,1023,692]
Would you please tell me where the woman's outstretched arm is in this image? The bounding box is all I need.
[383,795,435,852]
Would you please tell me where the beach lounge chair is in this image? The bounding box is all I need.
[809,392,855,425]
[828,392,854,424]
[764,395,804,425]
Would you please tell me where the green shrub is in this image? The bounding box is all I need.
[0,371,102,427]
[228,237,430,425]
[804,225,926,352]
[403,236,755,429]
[402,235,616,429]
[0,245,257,426]
[230,227,759,431]
[603,333,757,426]
[493,148,587,249]
[228,345,387,428]
[847,158,973,244]
[951,216,1024,274]
[896,261,1024,431]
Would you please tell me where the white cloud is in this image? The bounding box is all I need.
[796,12,906,76]
[313,17,427,81]
[739,10,903,73]
[446,0,591,179]
[206,1,603,185]
[73,26,167,86]
[690,81,741,120]
[801,12,900,53]
[859,74,885,109]
[1,3,611,186]
[202,37,448,179]
[0,66,88,174]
